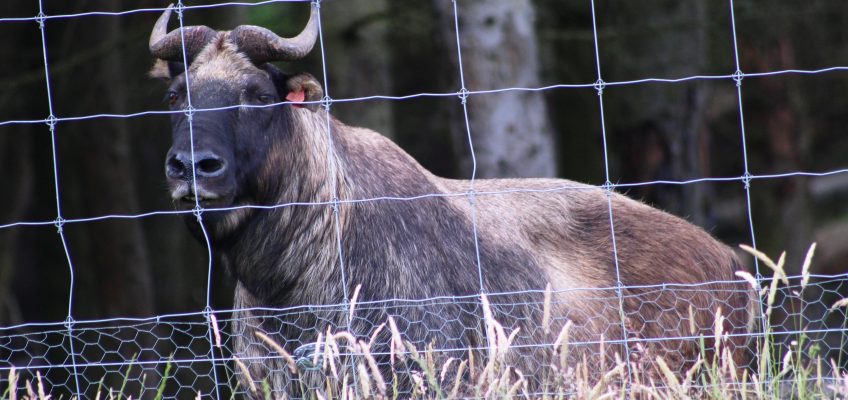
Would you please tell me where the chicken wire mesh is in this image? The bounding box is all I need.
[2,278,847,398]
[2,0,848,398]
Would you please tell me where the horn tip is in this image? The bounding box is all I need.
[150,4,176,52]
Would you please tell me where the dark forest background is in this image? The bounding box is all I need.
[0,0,846,327]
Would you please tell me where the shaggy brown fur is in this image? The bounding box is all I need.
[152,28,756,398]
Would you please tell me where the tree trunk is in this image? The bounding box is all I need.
[79,0,156,320]
[323,0,394,137]
[0,131,33,326]
[435,0,557,178]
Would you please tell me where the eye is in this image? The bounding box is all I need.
[166,91,179,105]
[257,94,275,104]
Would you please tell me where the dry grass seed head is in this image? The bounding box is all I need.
[555,320,574,369]
[209,314,222,349]
[800,243,817,291]
[588,360,626,399]
[314,332,324,372]
[543,282,553,335]
[37,372,49,400]
[387,316,406,364]
[8,367,18,400]
[687,304,696,336]
[24,378,34,399]
[324,329,339,380]
[720,346,737,381]
[779,347,793,379]
[508,369,526,397]
[475,360,493,390]
[254,331,298,374]
[683,356,703,386]
[734,270,760,293]
[348,284,362,323]
[830,297,848,311]
[358,340,386,395]
[655,356,683,395]
[333,331,358,347]
[713,307,725,358]
[448,360,467,399]
[483,376,500,399]
[232,356,258,395]
[356,363,371,398]
[368,323,385,347]
[440,357,455,383]
[739,245,778,276]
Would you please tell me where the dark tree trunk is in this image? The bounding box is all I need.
[323,0,394,137]
[72,0,156,319]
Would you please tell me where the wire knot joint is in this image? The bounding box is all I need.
[733,69,744,87]
[35,12,46,29]
[594,79,606,95]
[192,205,203,221]
[458,88,469,105]
[742,172,752,189]
[602,180,615,196]
[54,216,65,233]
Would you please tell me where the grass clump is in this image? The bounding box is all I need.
[3,244,847,399]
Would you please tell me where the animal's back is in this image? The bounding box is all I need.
[439,175,754,371]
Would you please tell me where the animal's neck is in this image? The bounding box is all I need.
[227,110,348,307]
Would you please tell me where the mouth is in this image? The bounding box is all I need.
[177,193,225,208]
[170,182,227,209]
[181,194,207,203]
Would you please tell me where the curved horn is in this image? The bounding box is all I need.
[149,4,217,62]
[229,5,319,63]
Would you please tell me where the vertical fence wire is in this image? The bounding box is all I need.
[34,1,82,398]
[588,0,634,385]
[727,0,770,385]
[173,2,224,397]
[447,1,491,360]
[312,1,359,391]
[312,0,353,323]
[2,0,848,397]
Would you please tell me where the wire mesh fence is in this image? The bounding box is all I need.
[1,0,848,398]
[1,278,847,398]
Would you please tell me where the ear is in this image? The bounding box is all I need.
[148,59,170,81]
[148,60,185,83]
[284,72,323,112]
[260,64,323,112]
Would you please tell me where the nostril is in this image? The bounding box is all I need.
[196,157,225,176]
[166,156,187,179]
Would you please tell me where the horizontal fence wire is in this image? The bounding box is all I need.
[2,280,847,397]
[1,0,847,398]
[3,169,848,229]
[2,67,848,127]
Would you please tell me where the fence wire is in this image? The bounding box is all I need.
[1,0,847,399]
[2,279,847,398]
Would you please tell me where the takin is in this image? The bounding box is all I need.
[149,4,755,397]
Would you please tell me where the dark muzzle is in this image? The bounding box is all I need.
[165,150,227,181]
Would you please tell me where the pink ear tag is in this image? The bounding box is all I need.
[286,90,306,108]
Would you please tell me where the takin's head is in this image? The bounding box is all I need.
[149,4,323,239]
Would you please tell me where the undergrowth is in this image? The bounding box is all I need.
[3,244,848,399]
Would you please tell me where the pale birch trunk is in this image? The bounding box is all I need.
[436,0,557,178]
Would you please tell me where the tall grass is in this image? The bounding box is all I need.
[3,244,847,399]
